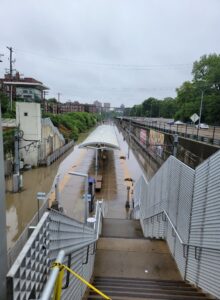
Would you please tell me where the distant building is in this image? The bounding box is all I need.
[103,102,111,112]
[0,72,49,102]
[59,101,85,113]
[84,104,97,114]
[93,100,102,113]
[44,101,85,114]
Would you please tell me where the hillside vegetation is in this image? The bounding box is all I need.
[43,112,101,141]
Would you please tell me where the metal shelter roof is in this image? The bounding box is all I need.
[79,125,120,150]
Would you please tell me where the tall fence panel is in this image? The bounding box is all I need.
[134,155,195,278]
[186,150,220,298]
[134,149,220,298]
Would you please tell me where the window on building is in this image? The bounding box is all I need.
[24,112,28,116]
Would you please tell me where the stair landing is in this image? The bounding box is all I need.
[94,237,182,280]
[101,218,144,239]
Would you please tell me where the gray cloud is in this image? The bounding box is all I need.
[0,0,220,107]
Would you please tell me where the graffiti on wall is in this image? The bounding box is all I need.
[149,130,164,157]
[140,129,147,146]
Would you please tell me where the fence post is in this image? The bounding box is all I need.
[212,126,216,144]
[185,124,188,137]
[0,108,7,299]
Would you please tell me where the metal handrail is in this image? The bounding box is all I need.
[40,201,103,300]
[142,210,220,252]
[40,250,65,300]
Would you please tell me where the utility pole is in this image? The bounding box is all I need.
[57,92,61,114]
[7,46,13,110]
[0,107,7,299]
[57,92,61,102]
[13,129,21,192]
[198,90,204,128]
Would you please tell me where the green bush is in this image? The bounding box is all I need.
[44,112,99,141]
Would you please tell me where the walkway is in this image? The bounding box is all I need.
[91,127,182,282]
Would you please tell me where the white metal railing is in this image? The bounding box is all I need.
[40,201,103,300]
[44,140,74,166]
[6,201,103,300]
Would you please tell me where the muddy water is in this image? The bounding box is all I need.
[6,124,151,250]
[5,130,94,250]
[93,126,146,219]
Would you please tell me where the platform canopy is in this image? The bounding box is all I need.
[79,125,120,150]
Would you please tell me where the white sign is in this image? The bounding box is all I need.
[190,113,199,123]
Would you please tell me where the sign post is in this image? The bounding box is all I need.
[190,113,199,124]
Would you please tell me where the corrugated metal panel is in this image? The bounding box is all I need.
[7,206,99,300]
[135,150,220,299]
[186,150,220,298]
[167,222,175,257]
[61,243,96,300]
[49,209,95,260]
[7,213,50,300]
[186,247,220,298]
[172,236,186,278]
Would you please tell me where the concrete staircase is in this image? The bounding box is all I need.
[87,276,212,299]
[87,218,212,299]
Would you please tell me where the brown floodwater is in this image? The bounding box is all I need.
[5,130,94,249]
[6,124,152,250]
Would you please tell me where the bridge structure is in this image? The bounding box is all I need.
[3,123,220,300]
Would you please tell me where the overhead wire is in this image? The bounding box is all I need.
[14,48,192,71]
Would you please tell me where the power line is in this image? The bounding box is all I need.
[14,48,192,71]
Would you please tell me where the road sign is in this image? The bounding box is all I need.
[190,113,199,123]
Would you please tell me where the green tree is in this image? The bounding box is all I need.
[192,54,220,91]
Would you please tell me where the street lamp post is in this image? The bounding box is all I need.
[36,192,46,223]
[68,171,88,224]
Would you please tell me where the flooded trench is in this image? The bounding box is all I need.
[6,124,153,250]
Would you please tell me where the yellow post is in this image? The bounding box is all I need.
[53,268,65,300]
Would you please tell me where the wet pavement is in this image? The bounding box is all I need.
[95,238,182,280]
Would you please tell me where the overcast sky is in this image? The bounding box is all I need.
[0,0,220,107]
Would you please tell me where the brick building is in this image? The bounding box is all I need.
[0,72,48,102]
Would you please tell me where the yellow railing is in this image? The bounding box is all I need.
[51,262,111,300]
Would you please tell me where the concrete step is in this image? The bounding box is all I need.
[94,276,188,285]
[101,218,144,238]
[94,282,198,291]
[87,277,211,300]
[90,286,206,297]
[88,290,210,300]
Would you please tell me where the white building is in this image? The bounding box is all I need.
[16,103,65,167]
[16,102,42,166]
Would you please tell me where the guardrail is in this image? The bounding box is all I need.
[127,118,220,146]
[39,140,74,166]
